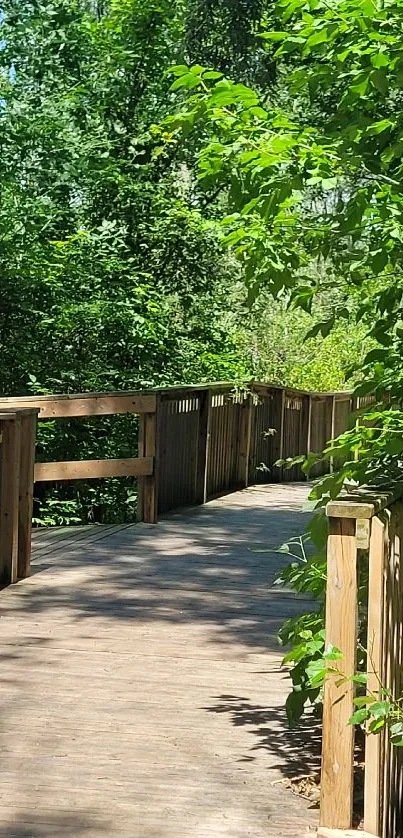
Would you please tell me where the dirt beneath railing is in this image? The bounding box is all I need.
[272,741,365,830]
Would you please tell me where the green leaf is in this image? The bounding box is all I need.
[306,29,329,47]
[354,695,375,707]
[259,31,289,41]
[171,74,202,91]
[190,65,206,75]
[350,74,370,95]
[285,689,308,727]
[306,658,327,687]
[367,119,394,135]
[371,69,389,95]
[349,708,369,725]
[369,717,386,733]
[305,317,335,340]
[371,701,391,719]
[202,71,223,80]
[169,65,189,77]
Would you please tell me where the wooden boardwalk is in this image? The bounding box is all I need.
[0,484,319,838]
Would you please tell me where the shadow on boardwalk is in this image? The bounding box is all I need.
[206,694,321,778]
[7,485,314,654]
[0,484,320,837]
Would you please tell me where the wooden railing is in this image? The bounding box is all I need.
[319,487,403,838]
[0,381,361,585]
[0,408,38,586]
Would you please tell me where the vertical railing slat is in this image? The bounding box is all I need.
[195,389,211,505]
[237,394,252,489]
[17,410,38,580]
[0,414,22,585]
[364,513,388,836]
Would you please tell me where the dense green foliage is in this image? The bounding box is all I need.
[1,0,367,525]
[0,0,253,523]
[161,0,403,725]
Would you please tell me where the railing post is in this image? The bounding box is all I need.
[329,394,336,473]
[0,413,22,585]
[237,393,252,489]
[137,395,159,523]
[320,514,358,830]
[17,409,38,579]
[195,389,211,505]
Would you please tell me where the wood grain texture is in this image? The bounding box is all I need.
[0,393,156,418]
[195,390,211,505]
[0,484,317,838]
[320,517,358,830]
[0,415,21,585]
[17,412,37,579]
[138,407,158,523]
[34,457,153,481]
[237,396,252,489]
[364,514,387,837]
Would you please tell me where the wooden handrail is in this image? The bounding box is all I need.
[0,380,373,583]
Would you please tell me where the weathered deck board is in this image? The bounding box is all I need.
[0,484,318,837]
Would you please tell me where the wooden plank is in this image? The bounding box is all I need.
[329,395,336,473]
[320,516,358,830]
[34,457,153,482]
[136,411,145,522]
[0,483,316,838]
[143,412,157,523]
[195,390,211,505]
[306,395,312,454]
[327,487,403,520]
[0,415,22,585]
[138,396,159,523]
[327,501,376,519]
[364,514,387,836]
[0,393,157,419]
[17,411,38,580]
[278,389,286,463]
[318,830,379,838]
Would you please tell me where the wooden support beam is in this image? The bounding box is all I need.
[0,393,156,418]
[17,410,38,580]
[320,516,358,830]
[0,415,22,585]
[138,397,160,523]
[34,457,153,482]
[364,514,387,837]
[237,395,252,489]
[195,389,211,505]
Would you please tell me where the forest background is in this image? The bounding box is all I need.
[0,0,375,524]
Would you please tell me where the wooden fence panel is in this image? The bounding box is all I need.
[158,395,200,512]
[310,396,333,477]
[206,393,241,498]
[333,396,352,438]
[282,393,310,481]
[249,389,279,484]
